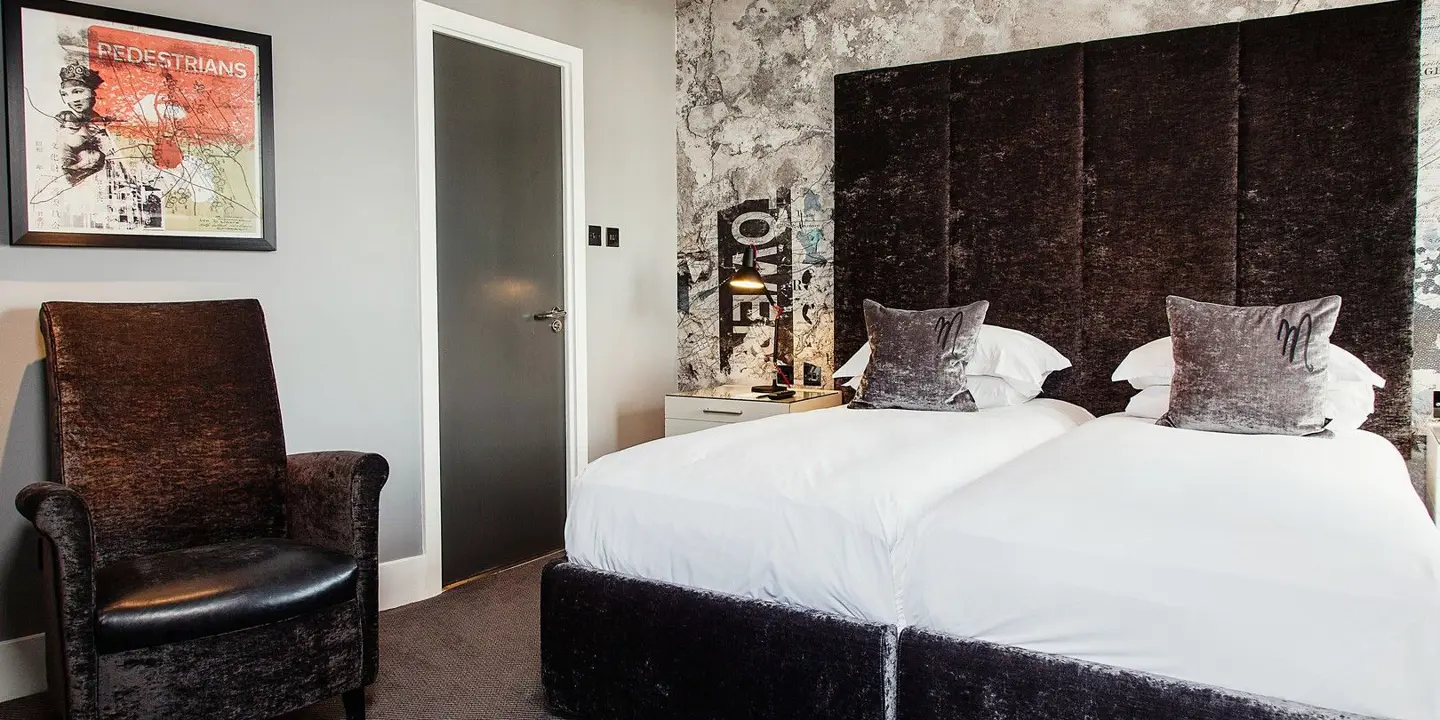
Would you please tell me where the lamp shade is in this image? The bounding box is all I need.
[728,246,767,291]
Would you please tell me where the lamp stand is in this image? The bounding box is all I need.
[751,305,788,393]
[728,248,790,393]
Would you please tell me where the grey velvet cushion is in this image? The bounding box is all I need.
[1159,295,1341,436]
[851,299,988,412]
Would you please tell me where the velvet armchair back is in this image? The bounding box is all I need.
[40,300,289,567]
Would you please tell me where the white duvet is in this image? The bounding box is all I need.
[901,414,1440,720]
[565,399,1093,624]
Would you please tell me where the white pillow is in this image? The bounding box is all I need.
[1324,380,1377,430]
[964,375,1039,409]
[834,324,1072,396]
[1124,386,1171,419]
[833,342,871,381]
[1122,381,1376,430]
[1111,336,1385,390]
[1110,337,1175,390]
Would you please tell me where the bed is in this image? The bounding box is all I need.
[543,2,1422,718]
[833,2,1426,716]
[546,399,1091,720]
[899,414,1440,720]
[566,399,1093,624]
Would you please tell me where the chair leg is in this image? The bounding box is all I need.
[342,688,366,720]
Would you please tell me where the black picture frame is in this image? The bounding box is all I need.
[2,0,276,250]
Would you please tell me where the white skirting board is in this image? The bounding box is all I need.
[0,635,44,705]
[376,553,437,612]
[0,554,437,703]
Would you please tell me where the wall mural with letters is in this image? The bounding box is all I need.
[677,0,1440,469]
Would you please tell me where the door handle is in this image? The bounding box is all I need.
[534,307,567,333]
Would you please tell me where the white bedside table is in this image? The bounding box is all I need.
[664,385,844,437]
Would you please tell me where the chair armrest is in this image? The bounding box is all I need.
[16,481,97,616]
[15,482,100,718]
[17,481,93,544]
[285,451,388,685]
[16,482,96,595]
[284,452,389,560]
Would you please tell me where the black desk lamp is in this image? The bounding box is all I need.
[728,246,789,393]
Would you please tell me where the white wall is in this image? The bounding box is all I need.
[0,0,677,643]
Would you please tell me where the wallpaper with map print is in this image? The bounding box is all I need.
[678,0,1440,480]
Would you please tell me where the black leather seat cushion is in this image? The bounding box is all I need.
[95,537,357,654]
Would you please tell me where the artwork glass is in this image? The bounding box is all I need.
[5,1,274,249]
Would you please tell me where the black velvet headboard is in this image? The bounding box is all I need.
[834,0,1419,453]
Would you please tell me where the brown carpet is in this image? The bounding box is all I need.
[0,554,563,720]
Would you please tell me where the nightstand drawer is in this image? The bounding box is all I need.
[664,396,789,423]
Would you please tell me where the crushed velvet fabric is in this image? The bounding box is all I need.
[897,628,1373,720]
[541,560,897,720]
[287,450,390,685]
[39,300,288,566]
[16,483,99,720]
[17,300,389,720]
[1083,23,1241,418]
[852,299,987,412]
[99,601,363,720]
[834,63,953,369]
[832,0,1417,454]
[1161,296,1341,436]
[948,45,1086,403]
[1237,1,1419,453]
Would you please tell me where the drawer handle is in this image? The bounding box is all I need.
[702,408,744,416]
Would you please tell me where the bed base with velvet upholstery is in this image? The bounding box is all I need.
[539,562,1385,720]
[540,560,895,720]
[896,629,1374,720]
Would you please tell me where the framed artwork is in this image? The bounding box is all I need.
[2,0,275,250]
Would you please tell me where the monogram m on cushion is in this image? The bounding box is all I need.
[15,300,388,720]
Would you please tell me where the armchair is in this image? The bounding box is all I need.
[15,300,388,720]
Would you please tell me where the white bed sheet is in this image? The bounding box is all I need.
[901,414,1440,720]
[565,399,1093,624]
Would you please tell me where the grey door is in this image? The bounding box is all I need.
[434,33,567,585]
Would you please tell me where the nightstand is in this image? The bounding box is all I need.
[664,385,844,437]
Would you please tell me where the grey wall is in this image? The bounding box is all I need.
[0,0,677,642]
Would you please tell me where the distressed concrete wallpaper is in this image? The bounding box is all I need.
[677,0,1440,459]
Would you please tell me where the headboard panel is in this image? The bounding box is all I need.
[834,0,1419,453]
[1081,23,1242,418]
[1236,6,1419,452]
[834,62,952,364]
[947,45,1085,402]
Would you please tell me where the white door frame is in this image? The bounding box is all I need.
[415,1,588,598]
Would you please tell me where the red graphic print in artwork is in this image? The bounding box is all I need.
[86,25,257,155]
[151,138,182,168]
